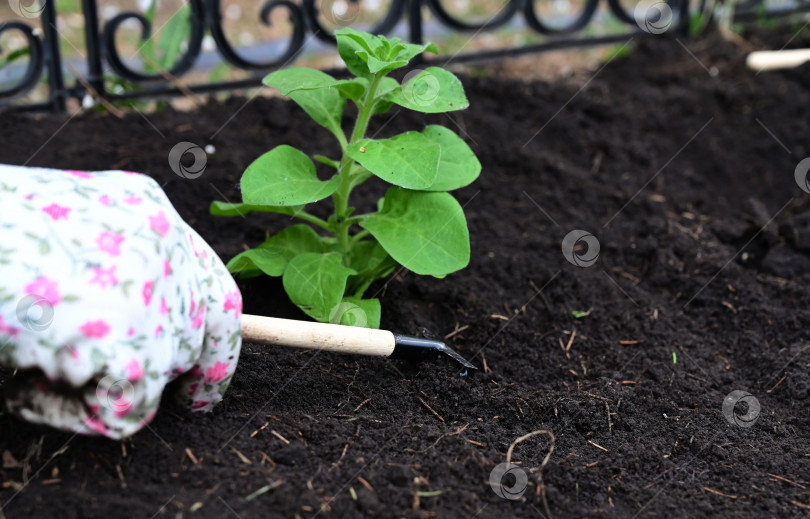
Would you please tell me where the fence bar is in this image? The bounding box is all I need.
[81,0,105,100]
[40,0,66,111]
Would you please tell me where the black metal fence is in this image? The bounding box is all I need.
[0,0,803,112]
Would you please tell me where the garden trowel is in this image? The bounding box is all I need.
[241,315,477,374]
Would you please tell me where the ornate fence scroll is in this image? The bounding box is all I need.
[0,0,803,111]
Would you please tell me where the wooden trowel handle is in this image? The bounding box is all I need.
[747,49,810,71]
[241,314,396,357]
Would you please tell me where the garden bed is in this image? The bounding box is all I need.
[1,27,809,518]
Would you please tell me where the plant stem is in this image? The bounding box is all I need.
[350,229,371,244]
[343,214,370,227]
[333,73,383,258]
[350,255,397,298]
[291,210,332,232]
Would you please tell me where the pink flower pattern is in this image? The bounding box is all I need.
[80,320,110,339]
[24,275,61,306]
[142,281,154,307]
[149,211,170,237]
[114,401,133,418]
[188,234,197,257]
[124,195,142,205]
[223,291,242,316]
[126,359,144,381]
[42,203,70,221]
[99,195,111,206]
[192,304,205,329]
[96,231,125,256]
[205,361,230,383]
[89,265,119,288]
[84,416,108,435]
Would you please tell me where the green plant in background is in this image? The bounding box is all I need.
[0,48,29,75]
[140,0,191,74]
[102,0,190,111]
[212,28,480,329]
[604,41,635,61]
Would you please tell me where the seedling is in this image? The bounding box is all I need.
[213,28,480,328]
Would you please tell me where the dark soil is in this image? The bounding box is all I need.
[1,26,809,519]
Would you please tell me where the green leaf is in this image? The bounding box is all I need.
[139,0,158,72]
[210,201,302,217]
[335,28,381,78]
[335,28,437,77]
[349,240,389,274]
[157,5,190,69]
[370,78,398,115]
[347,132,440,190]
[421,125,481,191]
[0,47,30,69]
[228,225,324,278]
[388,67,469,114]
[391,41,439,64]
[244,484,275,503]
[349,164,373,189]
[283,253,356,322]
[346,240,396,298]
[260,224,324,260]
[241,145,340,206]
[360,40,438,75]
[364,55,409,75]
[334,77,397,111]
[329,297,381,329]
[227,248,287,278]
[372,99,394,116]
[333,78,368,102]
[360,188,469,276]
[264,68,337,95]
[264,69,345,142]
[377,77,400,97]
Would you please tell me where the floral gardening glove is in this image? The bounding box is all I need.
[0,164,242,440]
